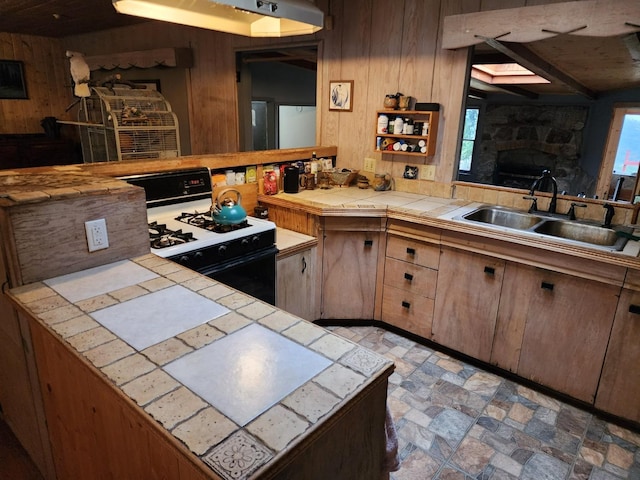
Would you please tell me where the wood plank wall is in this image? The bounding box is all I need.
[2,0,587,186]
[0,33,75,133]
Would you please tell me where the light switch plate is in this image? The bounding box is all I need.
[420,165,436,181]
[363,157,376,173]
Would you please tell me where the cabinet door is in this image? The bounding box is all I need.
[595,288,640,422]
[277,248,316,321]
[321,231,379,319]
[505,264,619,403]
[432,247,505,362]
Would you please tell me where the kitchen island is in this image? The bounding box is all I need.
[7,256,394,480]
[0,168,394,479]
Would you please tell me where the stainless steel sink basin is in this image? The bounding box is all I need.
[533,220,630,249]
[457,205,631,251]
[462,206,543,230]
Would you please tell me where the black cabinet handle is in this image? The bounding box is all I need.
[404,272,413,282]
[541,281,554,291]
[364,239,373,247]
[629,304,640,314]
[484,266,495,275]
[401,301,411,309]
[301,256,307,274]
[406,247,416,256]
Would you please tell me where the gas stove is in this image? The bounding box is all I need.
[145,197,276,259]
[121,168,278,304]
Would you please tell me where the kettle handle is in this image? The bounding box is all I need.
[215,188,242,208]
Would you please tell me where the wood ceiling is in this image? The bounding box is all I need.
[471,33,640,98]
[0,0,148,38]
[2,0,639,98]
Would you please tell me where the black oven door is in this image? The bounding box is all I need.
[193,246,278,306]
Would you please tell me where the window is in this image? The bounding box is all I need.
[612,112,640,176]
[459,107,479,171]
[598,105,640,200]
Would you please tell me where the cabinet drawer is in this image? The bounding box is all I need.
[382,285,433,339]
[386,235,439,269]
[383,257,437,298]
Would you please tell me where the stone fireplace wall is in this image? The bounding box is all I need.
[473,104,594,196]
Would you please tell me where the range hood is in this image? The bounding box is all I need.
[112,0,324,37]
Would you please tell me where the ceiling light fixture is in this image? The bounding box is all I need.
[112,0,324,37]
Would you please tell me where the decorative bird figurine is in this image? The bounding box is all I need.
[66,50,91,97]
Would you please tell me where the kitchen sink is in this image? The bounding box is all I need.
[462,206,543,230]
[457,206,632,251]
[533,220,629,249]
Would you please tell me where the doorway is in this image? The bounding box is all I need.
[236,45,318,151]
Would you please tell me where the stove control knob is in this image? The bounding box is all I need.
[217,245,227,256]
[241,238,250,247]
[179,255,190,264]
[194,251,204,259]
[251,235,261,245]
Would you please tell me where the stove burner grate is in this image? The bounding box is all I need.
[175,211,250,233]
[148,221,196,249]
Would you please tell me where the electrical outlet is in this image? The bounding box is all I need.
[363,157,376,173]
[420,165,436,181]
[85,219,109,252]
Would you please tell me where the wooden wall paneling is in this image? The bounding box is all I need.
[0,33,74,134]
[430,1,478,184]
[366,0,406,175]
[329,0,374,172]
[317,0,344,152]
[0,34,27,134]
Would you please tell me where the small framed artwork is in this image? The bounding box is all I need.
[329,80,353,111]
[0,60,28,99]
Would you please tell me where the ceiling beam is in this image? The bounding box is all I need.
[479,37,597,99]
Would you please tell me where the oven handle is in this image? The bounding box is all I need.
[193,246,278,277]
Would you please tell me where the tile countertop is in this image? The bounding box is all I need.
[261,187,640,259]
[8,256,393,480]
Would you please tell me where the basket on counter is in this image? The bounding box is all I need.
[329,169,359,187]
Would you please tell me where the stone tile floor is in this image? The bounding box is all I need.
[328,326,640,480]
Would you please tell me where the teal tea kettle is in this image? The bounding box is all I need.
[211,188,247,225]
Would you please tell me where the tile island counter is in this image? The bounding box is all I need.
[0,170,394,480]
[8,256,394,480]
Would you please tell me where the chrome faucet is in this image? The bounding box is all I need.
[528,169,558,214]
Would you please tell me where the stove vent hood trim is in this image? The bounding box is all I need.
[112,0,324,37]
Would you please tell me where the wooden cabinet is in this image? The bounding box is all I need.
[375,110,439,156]
[277,246,317,321]
[381,234,439,338]
[320,217,385,320]
[595,287,640,422]
[496,263,619,403]
[432,247,505,363]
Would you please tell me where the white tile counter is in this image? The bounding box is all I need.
[9,255,394,480]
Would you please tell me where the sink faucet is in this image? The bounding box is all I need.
[566,202,587,220]
[603,204,615,228]
[528,169,558,214]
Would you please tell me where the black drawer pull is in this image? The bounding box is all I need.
[541,281,554,291]
[364,239,373,247]
[484,266,495,275]
[406,247,416,256]
[401,301,411,309]
[629,304,640,314]
[404,272,414,282]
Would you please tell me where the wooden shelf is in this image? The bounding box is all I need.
[375,110,439,157]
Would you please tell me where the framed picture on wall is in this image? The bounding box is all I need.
[329,80,353,112]
[0,60,28,99]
